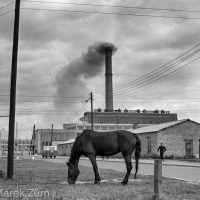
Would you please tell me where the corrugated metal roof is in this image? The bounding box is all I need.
[128,119,190,134]
[57,138,75,145]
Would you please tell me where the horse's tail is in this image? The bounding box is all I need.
[133,133,141,179]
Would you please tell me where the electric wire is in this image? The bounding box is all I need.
[20,7,200,20]
[111,56,200,97]
[0,2,14,10]
[95,44,200,98]
[60,101,89,124]
[59,95,90,123]
[95,43,200,96]
[96,55,200,98]
[109,49,200,95]
[21,0,200,14]
[0,9,14,17]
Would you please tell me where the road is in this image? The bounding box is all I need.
[35,156,200,184]
[79,159,200,183]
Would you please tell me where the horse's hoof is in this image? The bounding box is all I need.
[94,181,101,185]
[121,181,128,185]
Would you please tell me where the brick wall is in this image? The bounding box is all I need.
[138,120,200,158]
[157,121,200,157]
[57,143,73,156]
[138,132,158,156]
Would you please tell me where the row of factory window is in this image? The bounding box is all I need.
[76,125,134,130]
[94,108,170,114]
[58,145,73,149]
[1,140,31,144]
[1,146,30,149]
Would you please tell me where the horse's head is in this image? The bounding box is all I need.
[66,162,80,184]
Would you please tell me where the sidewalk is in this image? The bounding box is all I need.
[82,157,200,168]
[68,156,200,168]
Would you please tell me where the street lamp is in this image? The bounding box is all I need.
[0,128,5,156]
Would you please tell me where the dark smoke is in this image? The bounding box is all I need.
[55,41,117,107]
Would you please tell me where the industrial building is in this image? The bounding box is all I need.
[0,139,31,155]
[59,119,200,158]
[33,45,180,156]
[130,119,200,158]
[79,109,177,125]
[33,129,82,154]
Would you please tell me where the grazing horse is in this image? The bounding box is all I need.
[67,130,141,185]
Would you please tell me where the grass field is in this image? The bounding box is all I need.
[0,158,200,200]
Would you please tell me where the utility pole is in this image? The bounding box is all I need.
[51,124,53,146]
[90,92,94,131]
[7,0,21,179]
[0,128,5,156]
[15,122,18,153]
[29,125,35,155]
[32,125,35,155]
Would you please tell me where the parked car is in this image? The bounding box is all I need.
[41,146,57,158]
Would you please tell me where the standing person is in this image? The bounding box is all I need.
[157,143,166,161]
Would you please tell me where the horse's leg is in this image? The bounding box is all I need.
[121,154,133,185]
[87,155,101,184]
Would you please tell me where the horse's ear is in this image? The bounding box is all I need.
[66,162,69,167]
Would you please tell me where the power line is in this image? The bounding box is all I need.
[21,0,200,14]
[59,100,89,123]
[96,43,200,96]
[0,94,87,99]
[0,2,14,10]
[0,10,14,17]
[95,44,200,98]
[112,56,200,97]
[111,50,200,94]
[20,7,200,20]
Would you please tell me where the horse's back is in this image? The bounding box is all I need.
[78,130,136,156]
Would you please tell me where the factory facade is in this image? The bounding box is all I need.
[80,109,177,125]
[0,139,31,155]
[33,129,82,154]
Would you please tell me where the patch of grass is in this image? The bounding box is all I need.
[0,158,200,200]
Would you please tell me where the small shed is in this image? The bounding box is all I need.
[57,138,75,156]
[130,119,200,158]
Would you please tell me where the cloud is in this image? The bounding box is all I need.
[1,0,200,137]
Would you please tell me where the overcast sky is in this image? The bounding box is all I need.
[1,0,200,139]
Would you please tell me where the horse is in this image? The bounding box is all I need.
[66,129,141,185]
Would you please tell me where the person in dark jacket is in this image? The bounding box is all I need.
[157,143,166,161]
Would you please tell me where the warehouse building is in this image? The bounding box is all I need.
[130,119,200,158]
[0,139,31,155]
[33,129,82,154]
[57,138,75,156]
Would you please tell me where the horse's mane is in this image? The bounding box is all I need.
[68,130,88,164]
[74,130,88,142]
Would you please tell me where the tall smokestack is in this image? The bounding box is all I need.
[105,47,113,111]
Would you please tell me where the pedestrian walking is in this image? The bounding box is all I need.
[157,143,166,161]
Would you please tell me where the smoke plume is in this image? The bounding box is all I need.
[55,41,117,107]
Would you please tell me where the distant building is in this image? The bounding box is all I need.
[57,138,75,156]
[34,129,82,154]
[79,109,177,125]
[34,109,179,155]
[63,122,139,131]
[1,139,31,154]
